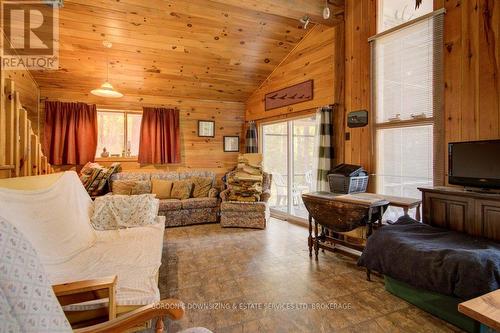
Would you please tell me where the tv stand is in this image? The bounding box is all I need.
[464,187,500,195]
[418,186,500,241]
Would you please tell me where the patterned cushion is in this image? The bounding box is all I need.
[221,201,266,213]
[112,180,151,195]
[191,177,212,198]
[170,180,193,200]
[181,197,218,209]
[151,179,173,199]
[158,199,182,211]
[111,172,151,182]
[179,171,216,186]
[90,194,160,230]
[79,162,121,196]
[150,172,179,182]
[0,218,72,332]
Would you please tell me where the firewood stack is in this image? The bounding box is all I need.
[226,153,264,202]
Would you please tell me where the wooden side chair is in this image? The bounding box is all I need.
[0,218,210,333]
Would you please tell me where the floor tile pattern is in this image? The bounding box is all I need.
[161,219,462,333]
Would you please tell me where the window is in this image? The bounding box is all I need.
[261,115,317,220]
[372,4,444,211]
[378,0,433,32]
[96,110,142,158]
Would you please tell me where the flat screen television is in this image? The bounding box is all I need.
[448,140,500,189]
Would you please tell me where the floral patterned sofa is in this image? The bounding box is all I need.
[110,171,219,227]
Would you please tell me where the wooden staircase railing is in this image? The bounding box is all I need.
[1,78,54,179]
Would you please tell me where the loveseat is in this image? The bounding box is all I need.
[110,170,219,227]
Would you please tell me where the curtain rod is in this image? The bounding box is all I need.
[368,8,446,42]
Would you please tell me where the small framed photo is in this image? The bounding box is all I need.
[223,136,240,152]
[198,120,215,137]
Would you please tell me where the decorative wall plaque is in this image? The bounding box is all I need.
[265,80,314,111]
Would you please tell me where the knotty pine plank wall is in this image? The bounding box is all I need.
[245,23,345,164]
[343,0,376,173]
[442,0,499,147]
[41,90,245,180]
[343,0,499,176]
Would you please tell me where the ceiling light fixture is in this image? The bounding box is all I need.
[91,41,123,98]
[323,0,331,19]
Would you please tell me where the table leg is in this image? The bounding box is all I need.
[378,205,385,227]
[403,207,409,216]
[416,204,421,221]
[314,218,319,260]
[308,214,313,258]
[367,207,374,237]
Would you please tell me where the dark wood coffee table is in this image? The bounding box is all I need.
[302,192,389,260]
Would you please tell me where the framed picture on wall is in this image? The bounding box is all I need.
[223,136,240,152]
[198,120,215,137]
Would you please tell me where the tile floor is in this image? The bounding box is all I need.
[161,218,462,333]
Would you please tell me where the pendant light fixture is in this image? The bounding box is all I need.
[91,41,123,98]
[323,0,331,19]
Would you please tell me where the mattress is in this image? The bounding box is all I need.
[358,216,500,300]
[46,220,165,311]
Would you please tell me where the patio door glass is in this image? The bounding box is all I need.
[262,114,317,220]
[291,116,317,218]
[262,122,288,213]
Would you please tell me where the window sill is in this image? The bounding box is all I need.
[95,157,138,163]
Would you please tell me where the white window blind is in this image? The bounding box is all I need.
[372,12,444,123]
[372,10,445,203]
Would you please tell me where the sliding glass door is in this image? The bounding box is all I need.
[262,122,288,214]
[262,115,317,220]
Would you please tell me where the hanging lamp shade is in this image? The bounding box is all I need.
[91,41,123,98]
[91,81,123,98]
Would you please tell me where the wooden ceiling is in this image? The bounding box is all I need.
[30,0,344,103]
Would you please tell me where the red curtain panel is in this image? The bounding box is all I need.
[138,107,181,164]
[43,101,98,165]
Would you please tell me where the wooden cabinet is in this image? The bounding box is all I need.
[419,187,500,242]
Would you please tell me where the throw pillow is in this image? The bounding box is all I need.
[171,180,193,200]
[112,180,151,195]
[152,179,173,199]
[131,180,152,195]
[191,177,212,198]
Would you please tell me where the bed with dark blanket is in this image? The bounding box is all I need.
[358,216,500,300]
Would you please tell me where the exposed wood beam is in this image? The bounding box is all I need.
[210,0,345,26]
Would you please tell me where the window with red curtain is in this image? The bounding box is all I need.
[43,101,98,165]
[138,107,180,164]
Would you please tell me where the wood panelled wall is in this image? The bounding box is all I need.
[343,0,376,173]
[245,24,344,117]
[342,0,500,176]
[245,23,344,163]
[443,0,500,144]
[41,89,245,179]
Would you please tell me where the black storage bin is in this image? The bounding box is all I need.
[328,164,368,194]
